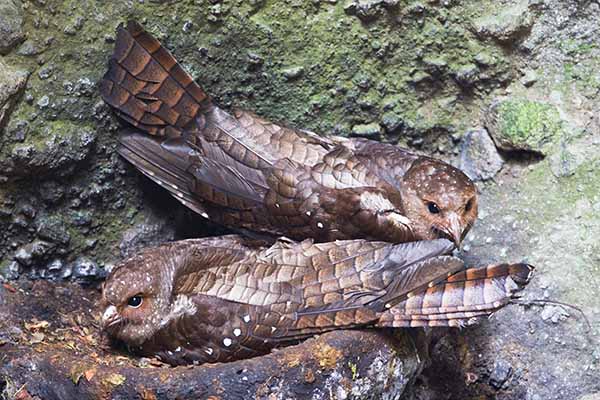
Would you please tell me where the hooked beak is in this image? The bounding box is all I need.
[445,213,463,248]
[101,305,121,330]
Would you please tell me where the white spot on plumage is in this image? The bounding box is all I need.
[317,222,324,229]
[243,315,251,323]
[200,212,209,219]
[275,203,281,208]
[306,211,312,216]
[205,347,213,355]
[223,338,232,347]
[271,326,277,333]
[233,328,241,337]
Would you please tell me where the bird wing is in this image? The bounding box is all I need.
[291,239,458,317]
[170,236,270,294]
[264,148,415,241]
[345,138,420,191]
[100,21,338,234]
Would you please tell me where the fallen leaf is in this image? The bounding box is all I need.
[14,387,32,400]
[82,334,97,346]
[25,319,49,331]
[84,368,97,382]
[70,365,86,385]
[65,341,77,350]
[2,283,16,293]
[30,332,45,344]
[138,387,158,400]
[104,373,126,386]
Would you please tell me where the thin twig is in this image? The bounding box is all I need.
[510,298,592,332]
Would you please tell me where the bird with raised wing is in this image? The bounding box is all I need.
[101,235,532,366]
[100,21,478,246]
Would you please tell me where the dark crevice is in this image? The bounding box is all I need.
[498,148,545,166]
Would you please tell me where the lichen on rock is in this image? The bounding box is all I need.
[0,59,28,131]
[2,120,97,178]
[0,0,25,55]
[484,98,564,156]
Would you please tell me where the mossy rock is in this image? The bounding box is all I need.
[484,98,564,156]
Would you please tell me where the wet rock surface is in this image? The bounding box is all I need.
[1,0,599,399]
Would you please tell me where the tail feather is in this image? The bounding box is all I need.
[118,131,208,215]
[100,20,210,137]
[377,263,534,328]
[118,130,267,214]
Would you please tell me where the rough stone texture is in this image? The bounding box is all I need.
[344,0,400,22]
[2,121,97,178]
[473,0,534,43]
[0,59,28,130]
[0,0,599,398]
[119,214,177,258]
[0,0,25,55]
[484,98,564,156]
[0,280,424,400]
[459,128,505,181]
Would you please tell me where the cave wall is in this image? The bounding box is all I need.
[1,1,599,399]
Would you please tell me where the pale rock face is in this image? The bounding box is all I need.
[0,0,25,55]
[0,59,28,128]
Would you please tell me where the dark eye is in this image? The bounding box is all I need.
[427,202,440,214]
[465,198,474,212]
[127,295,143,308]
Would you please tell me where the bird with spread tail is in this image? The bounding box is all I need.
[100,21,478,246]
[101,235,533,366]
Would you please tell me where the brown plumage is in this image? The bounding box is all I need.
[99,21,478,246]
[101,235,533,366]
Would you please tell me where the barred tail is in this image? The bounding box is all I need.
[377,263,534,328]
[99,20,211,137]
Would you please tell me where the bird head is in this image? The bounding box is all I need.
[400,158,478,247]
[100,252,175,346]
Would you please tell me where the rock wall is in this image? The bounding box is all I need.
[1,0,599,399]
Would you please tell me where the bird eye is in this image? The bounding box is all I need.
[127,295,143,308]
[427,202,441,214]
[465,198,474,212]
